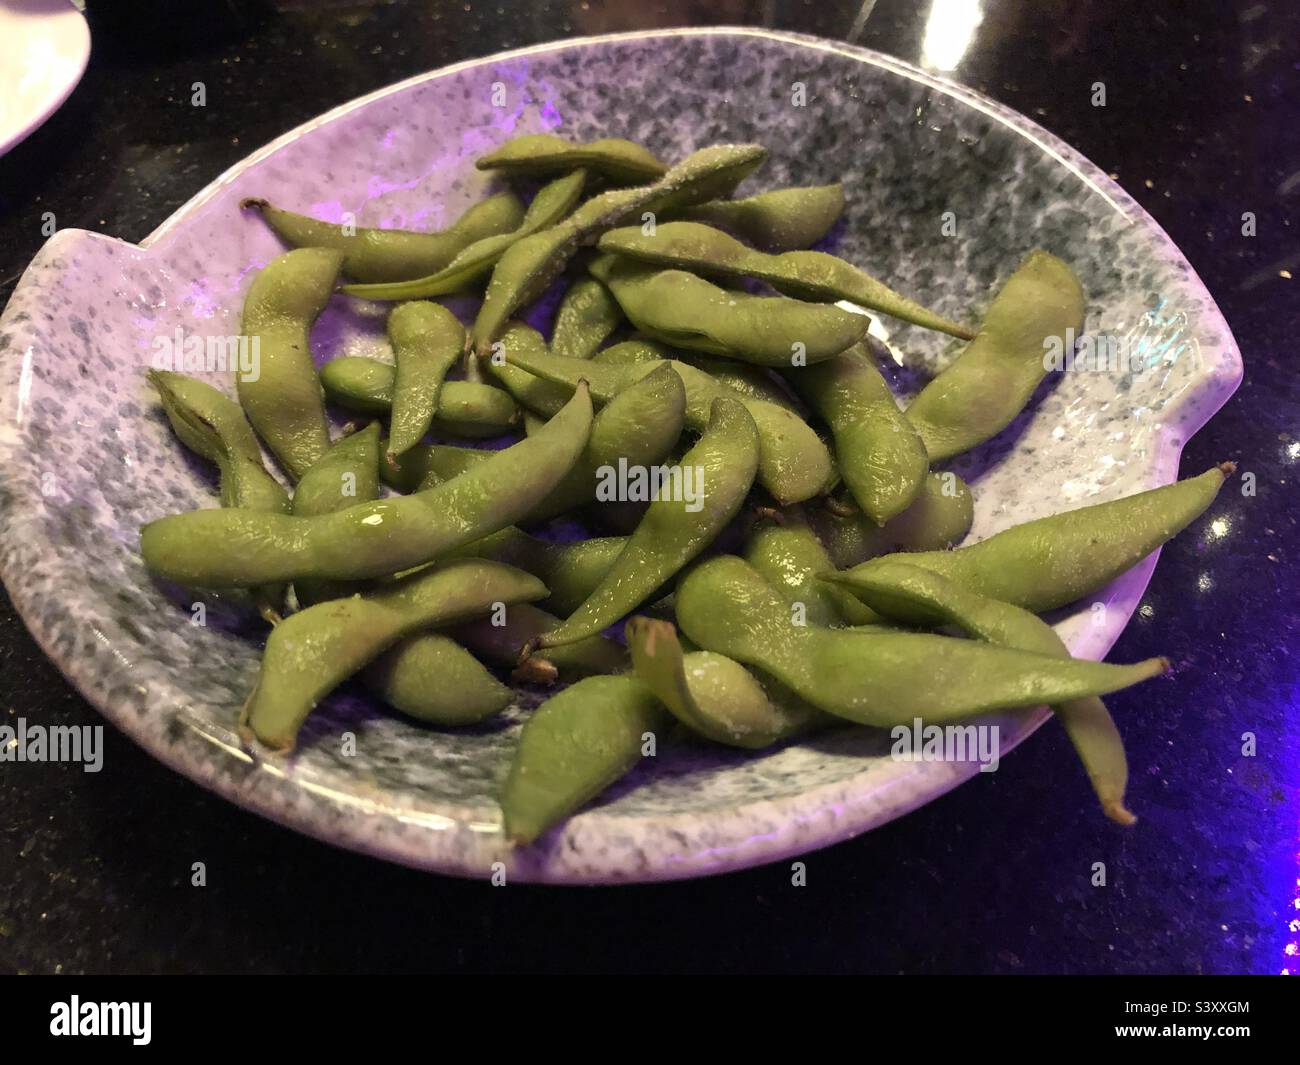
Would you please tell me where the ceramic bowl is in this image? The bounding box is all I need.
[0,28,1241,882]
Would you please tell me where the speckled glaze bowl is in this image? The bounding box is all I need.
[0,28,1241,883]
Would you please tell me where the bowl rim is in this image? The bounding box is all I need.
[0,26,1243,883]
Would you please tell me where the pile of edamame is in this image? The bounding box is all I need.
[141,134,1232,844]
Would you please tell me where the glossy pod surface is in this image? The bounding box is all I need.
[837,465,1231,613]
[599,221,972,338]
[499,674,668,845]
[320,356,518,436]
[385,301,466,456]
[140,384,593,586]
[476,133,668,184]
[237,247,342,480]
[786,343,929,524]
[674,183,845,252]
[501,343,833,506]
[627,617,819,748]
[339,171,587,301]
[470,144,767,352]
[590,255,871,366]
[905,250,1085,461]
[243,191,526,283]
[676,556,1168,727]
[826,559,1137,824]
[242,559,546,751]
[536,395,760,649]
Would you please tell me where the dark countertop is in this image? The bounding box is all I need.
[1,0,1295,975]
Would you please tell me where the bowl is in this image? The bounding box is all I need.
[0,28,1241,882]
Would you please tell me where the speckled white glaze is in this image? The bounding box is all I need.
[0,28,1241,883]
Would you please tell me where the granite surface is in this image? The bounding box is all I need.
[0,0,1295,973]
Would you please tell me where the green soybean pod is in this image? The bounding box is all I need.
[319,357,519,437]
[627,617,820,748]
[148,370,291,622]
[528,362,686,524]
[675,556,1168,728]
[551,276,624,359]
[452,602,628,681]
[240,558,546,751]
[905,250,1085,461]
[589,255,870,367]
[598,222,973,339]
[242,191,526,283]
[446,527,628,617]
[808,471,975,568]
[837,464,1233,614]
[469,145,767,353]
[140,384,594,587]
[339,171,588,301]
[477,133,668,185]
[743,509,877,627]
[386,301,465,457]
[361,635,511,726]
[674,184,845,252]
[237,247,342,480]
[499,343,833,506]
[676,353,801,412]
[785,343,928,524]
[380,443,494,493]
[482,322,579,417]
[823,559,1138,824]
[291,421,382,607]
[534,396,760,651]
[499,675,669,845]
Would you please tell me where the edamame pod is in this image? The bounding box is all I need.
[447,527,628,616]
[599,221,972,339]
[837,464,1232,614]
[808,471,974,567]
[380,442,493,493]
[320,357,519,437]
[500,344,833,506]
[237,247,342,480]
[530,362,686,524]
[534,396,760,650]
[339,171,588,301]
[241,558,546,751]
[453,602,628,681]
[477,133,668,185]
[470,145,767,352]
[291,421,382,606]
[674,184,845,252]
[743,509,877,626]
[148,370,290,622]
[627,617,820,748]
[361,634,511,726]
[551,276,624,359]
[482,322,578,417]
[675,557,1168,727]
[785,343,929,523]
[499,674,668,844]
[386,301,466,456]
[905,250,1085,461]
[243,191,526,283]
[677,353,801,412]
[140,384,594,586]
[824,560,1137,824]
[589,255,870,366]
